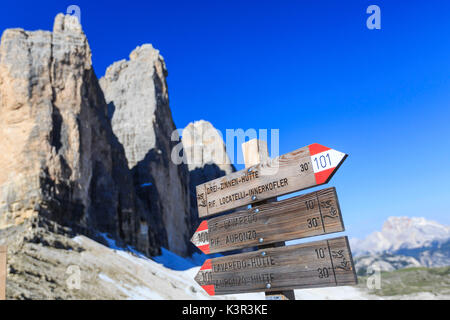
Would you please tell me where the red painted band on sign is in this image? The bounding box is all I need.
[196,220,209,232]
[198,244,211,255]
[314,168,335,185]
[202,285,215,296]
[309,143,331,156]
[200,259,212,271]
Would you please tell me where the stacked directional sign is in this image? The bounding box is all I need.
[191,143,357,296]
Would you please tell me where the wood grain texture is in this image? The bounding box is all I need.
[0,246,6,300]
[191,187,344,254]
[196,144,347,217]
[242,139,270,167]
[243,138,295,300]
[194,236,357,296]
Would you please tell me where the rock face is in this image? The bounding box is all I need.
[0,14,159,256]
[0,14,236,259]
[354,253,422,276]
[1,215,258,300]
[100,45,192,256]
[182,120,235,233]
[182,120,235,182]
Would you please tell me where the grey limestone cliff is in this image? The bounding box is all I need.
[0,13,235,259]
[0,14,159,256]
[182,120,235,235]
[100,45,192,256]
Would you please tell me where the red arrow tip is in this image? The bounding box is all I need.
[196,220,209,233]
[198,260,215,295]
[200,259,212,271]
[314,168,335,184]
[198,244,211,254]
[309,144,347,185]
[202,285,215,296]
[309,143,331,156]
[191,221,211,254]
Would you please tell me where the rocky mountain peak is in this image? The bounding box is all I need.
[100,43,169,169]
[129,44,160,60]
[53,13,83,34]
[0,13,235,259]
[182,120,236,235]
[182,120,234,174]
[351,216,450,255]
[0,14,181,257]
[100,43,192,256]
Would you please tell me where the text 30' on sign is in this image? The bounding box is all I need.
[194,236,357,296]
[191,187,344,254]
[196,143,347,218]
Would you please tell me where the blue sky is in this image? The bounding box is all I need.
[1,1,449,238]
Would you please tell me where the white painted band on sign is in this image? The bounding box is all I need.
[191,221,211,254]
[311,149,346,174]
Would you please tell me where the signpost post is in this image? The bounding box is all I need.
[242,139,295,300]
[191,139,356,300]
[0,245,6,300]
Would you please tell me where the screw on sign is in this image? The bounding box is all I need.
[195,143,347,218]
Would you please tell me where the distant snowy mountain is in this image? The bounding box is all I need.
[350,217,450,271]
[350,217,450,255]
[354,253,422,275]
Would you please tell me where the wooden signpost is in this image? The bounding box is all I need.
[194,236,356,296]
[191,187,344,254]
[243,140,295,300]
[196,143,347,217]
[191,139,357,299]
[0,245,6,300]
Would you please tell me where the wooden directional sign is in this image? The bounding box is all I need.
[196,143,347,217]
[191,187,344,254]
[195,236,357,296]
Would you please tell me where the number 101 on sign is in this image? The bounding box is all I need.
[311,149,346,174]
